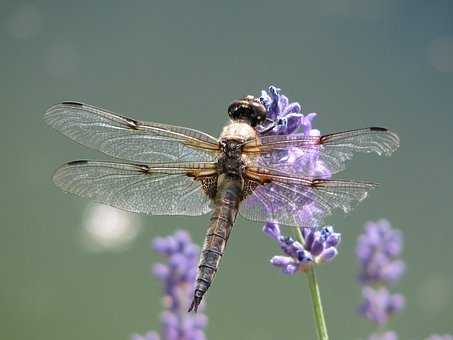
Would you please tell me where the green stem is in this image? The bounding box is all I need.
[306,267,329,340]
[295,228,329,340]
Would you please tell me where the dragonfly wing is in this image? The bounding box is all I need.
[243,127,399,175]
[239,166,377,227]
[44,102,220,163]
[53,160,218,216]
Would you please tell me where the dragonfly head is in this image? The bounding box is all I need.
[227,95,267,127]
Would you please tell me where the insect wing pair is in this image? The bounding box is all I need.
[44,101,399,228]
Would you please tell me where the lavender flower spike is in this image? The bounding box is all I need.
[259,86,340,275]
[358,286,405,325]
[357,219,405,286]
[257,85,330,228]
[258,85,335,339]
[264,221,341,275]
[259,85,304,135]
[131,230,207,340]
[357,219,405,339]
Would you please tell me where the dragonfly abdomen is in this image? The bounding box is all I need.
[189,174,242,312]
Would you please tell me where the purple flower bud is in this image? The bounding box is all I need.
[263,221,281,241]
[318,247,338,263]
[281,235,295,245]
[287,240,304,256]
[296,249,313,263]
[152,263,169,281]
[270,256,300,275]
[152,236,177,254]
[310,236,325,257]
[385,231,403,257]
[319,226,333,240]
[359,287,404,326]
[169,253,189,272]
[304,228,315,249]
[381,259,406,285]
[173,229,191,244]
[387,293,405,314]
[183,243,200,259]
[270,255,294,267]
[279,93,289,109]
[285,102,302,114]
[325,233,341,248]
[283,263,300,275]
[299,112,314,135]
[285,113,304,134]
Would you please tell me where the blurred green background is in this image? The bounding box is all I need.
[1,0,452,339]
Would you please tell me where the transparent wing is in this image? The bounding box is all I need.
[239,166,377,227]
[243,127,399,175]
[53,160,218,216]
[44,102,220,163]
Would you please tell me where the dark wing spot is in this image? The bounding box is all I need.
[311,179,324,188]
[120,115,139,130]
[318,135,329,144]
[370,127,388,132]
[67,160,89,165]
[138,165,151,173]
[62,101,83,106]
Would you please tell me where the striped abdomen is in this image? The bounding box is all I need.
[188,174,242,312]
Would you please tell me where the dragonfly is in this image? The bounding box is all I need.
[44,95,399,312]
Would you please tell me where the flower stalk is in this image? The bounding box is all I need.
[259,85,338,340]
[295,228,329,340]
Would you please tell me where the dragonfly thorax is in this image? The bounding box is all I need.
[219,120,258,143]
[217,140,245,177]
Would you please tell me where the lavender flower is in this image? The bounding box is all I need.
[357,219,405,286]
[357,220,405,339]
[259,85,306,135]
[259,86,340,274]
[264,221,341,274]
[259,86,332,183]
[358,286,405,325]
[257,86,331,228]
[131,230,208,340]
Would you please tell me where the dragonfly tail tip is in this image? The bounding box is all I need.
[188,296,202,313]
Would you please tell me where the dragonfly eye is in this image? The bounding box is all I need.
[228,96,268,127]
